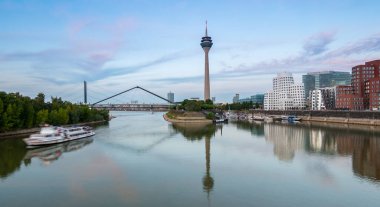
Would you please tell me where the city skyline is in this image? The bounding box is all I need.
[1,0,380,103]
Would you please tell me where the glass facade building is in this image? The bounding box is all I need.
[302,71,351,99]
[237,94,264,105]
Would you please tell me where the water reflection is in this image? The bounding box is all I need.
[0,139,28,179]
[0,137,93,179]
[24,138,93,165]
[235,121,265,136]
[170,123,220,141]
[234,121,380,182]
[170,123,222,202]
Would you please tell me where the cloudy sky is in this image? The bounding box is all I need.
[1,0,380,103]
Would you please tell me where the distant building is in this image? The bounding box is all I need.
[237,97,251,103]
[264,72,305,110]
[211,97,216,102]
[167,92,174,103]
[233,94,239,103]
[190,97,200,101]
[302,71,351,100]
[237,94,264,105]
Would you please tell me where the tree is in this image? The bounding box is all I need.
[24,104,34,128]
[0,98,3,114]
[57,108,69,125]
[0,112,11,132]
[0,91,109,130]
[36,110,49,125]
[34,93,45,111]
[0,99,3,129]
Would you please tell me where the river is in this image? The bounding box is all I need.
[1,111,380,207]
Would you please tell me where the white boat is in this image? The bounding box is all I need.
[253,115,265,121]
[214,118,228,123]
[264,116,274,122]
[64,126,95,140]
[23,126,95,147]
[281,115,289,120]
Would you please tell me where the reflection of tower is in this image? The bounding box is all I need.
[203,137,214,203]
[200,21,213,101]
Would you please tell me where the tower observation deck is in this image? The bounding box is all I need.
[200,21,213,101]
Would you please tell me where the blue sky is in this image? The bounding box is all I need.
[1,0,380,103]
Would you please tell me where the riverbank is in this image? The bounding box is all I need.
[233,110,380,126]
[0,120,108,139]
[163,111,213,124]
[299,115,380,126]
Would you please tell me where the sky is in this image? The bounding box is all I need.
[1,0,380,103]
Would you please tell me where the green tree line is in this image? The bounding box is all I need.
[222,102,261,110]
[0,92,109,132]
[177,99,215,111]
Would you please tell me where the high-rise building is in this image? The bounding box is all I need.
[211,97,216,102]
[167,92,174,103]
[336,60,380,110]
[200,21,213,101]
[233,94,240,103]
[352,60,380,109]
[302,71,351,99]
[264,72,305,110]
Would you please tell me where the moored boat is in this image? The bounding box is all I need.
[253,115,265,121]
[214,118,228,123]
[23,126,95,147]
[264,116,274,122]
[287,115,301,122]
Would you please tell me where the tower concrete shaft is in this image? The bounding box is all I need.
[203,47,210,100]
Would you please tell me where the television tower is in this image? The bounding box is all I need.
[200,21,213,101]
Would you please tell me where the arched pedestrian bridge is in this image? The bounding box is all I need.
[90,86,177,111]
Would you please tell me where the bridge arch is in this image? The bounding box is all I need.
[91,86,175,106]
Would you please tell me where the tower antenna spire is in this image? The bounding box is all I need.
[205,20,208,36]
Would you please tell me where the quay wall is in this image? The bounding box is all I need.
[246,110,380,126]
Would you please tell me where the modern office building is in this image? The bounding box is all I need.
[251,94,265,104]
[264,72,305,110]
[237,94,265,105]
[200,21,213,101]
[167,92,174,103]
[310,87,336,110]
[302,71,351,99]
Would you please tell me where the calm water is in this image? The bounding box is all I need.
[1,111,380,207]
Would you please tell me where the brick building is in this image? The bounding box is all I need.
[336,60,380,110]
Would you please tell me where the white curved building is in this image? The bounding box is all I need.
[264,72,305,110]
